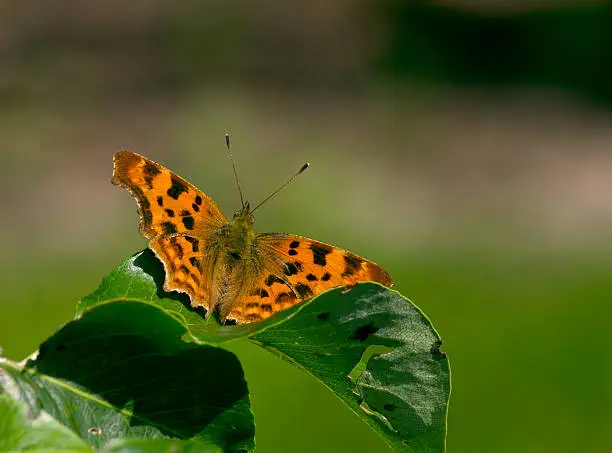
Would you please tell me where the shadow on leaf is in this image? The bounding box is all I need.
[29,301,253,449]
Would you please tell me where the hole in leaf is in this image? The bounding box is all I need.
[348,344,393,382]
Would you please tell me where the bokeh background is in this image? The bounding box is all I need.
[1,1,611,452]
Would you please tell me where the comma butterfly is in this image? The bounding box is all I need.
[112,137,393,323]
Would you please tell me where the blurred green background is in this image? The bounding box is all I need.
[1,1,611,452]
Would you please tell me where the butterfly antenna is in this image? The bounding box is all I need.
[251,162,310,213]
[226,133,245,208]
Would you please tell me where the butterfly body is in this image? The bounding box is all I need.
[113,151,393,324]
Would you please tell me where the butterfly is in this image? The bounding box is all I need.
[112,141,393,324]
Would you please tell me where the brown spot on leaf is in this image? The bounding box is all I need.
[349,322,378,342]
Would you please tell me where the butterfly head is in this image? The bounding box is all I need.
[232,201,255,226]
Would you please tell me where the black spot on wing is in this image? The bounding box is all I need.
[275,292,295,303]
[162,222,177,234]
[284,262,298,276]
[288,249,298,256]
[142,162,160,190]
[156,196,164,207]
[265,275,285,287]
[167,176,189,200]
[289,241,300,248]
[342,254,363,277]
[165,209,175,217]
[182,216,195,230]
[295,283,313,299]
[189,256,201,269]
[260,289,269,298]
[195,195,203,206]
[192,203,200,212]
[321,272,331,281]
[143,161,161,177]
[185,236,199,252]
[261,304,273,312]
[310,244,332,266]
[130,185,150,210]
[171,239,183,259]
[306,273,317,281]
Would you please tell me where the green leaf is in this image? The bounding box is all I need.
[103,438,221,453]
[77,250,261,343]
[70,250,450,451]
[0,301,254,453]
[0,393,92,452]
[249,284,450,453]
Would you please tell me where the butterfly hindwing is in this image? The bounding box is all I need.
[112,151,227,239]
[149,234,212,310]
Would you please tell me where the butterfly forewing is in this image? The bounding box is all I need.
[226,234,393,323]
[112,151,227,238]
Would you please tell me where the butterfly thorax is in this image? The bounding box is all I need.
[224,203,255,259]
[208,203,263,318]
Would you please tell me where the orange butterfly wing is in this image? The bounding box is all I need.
[112,151,227,239]
[148,235,211,306]
[226,234,393,323]
[112,151,227,311]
